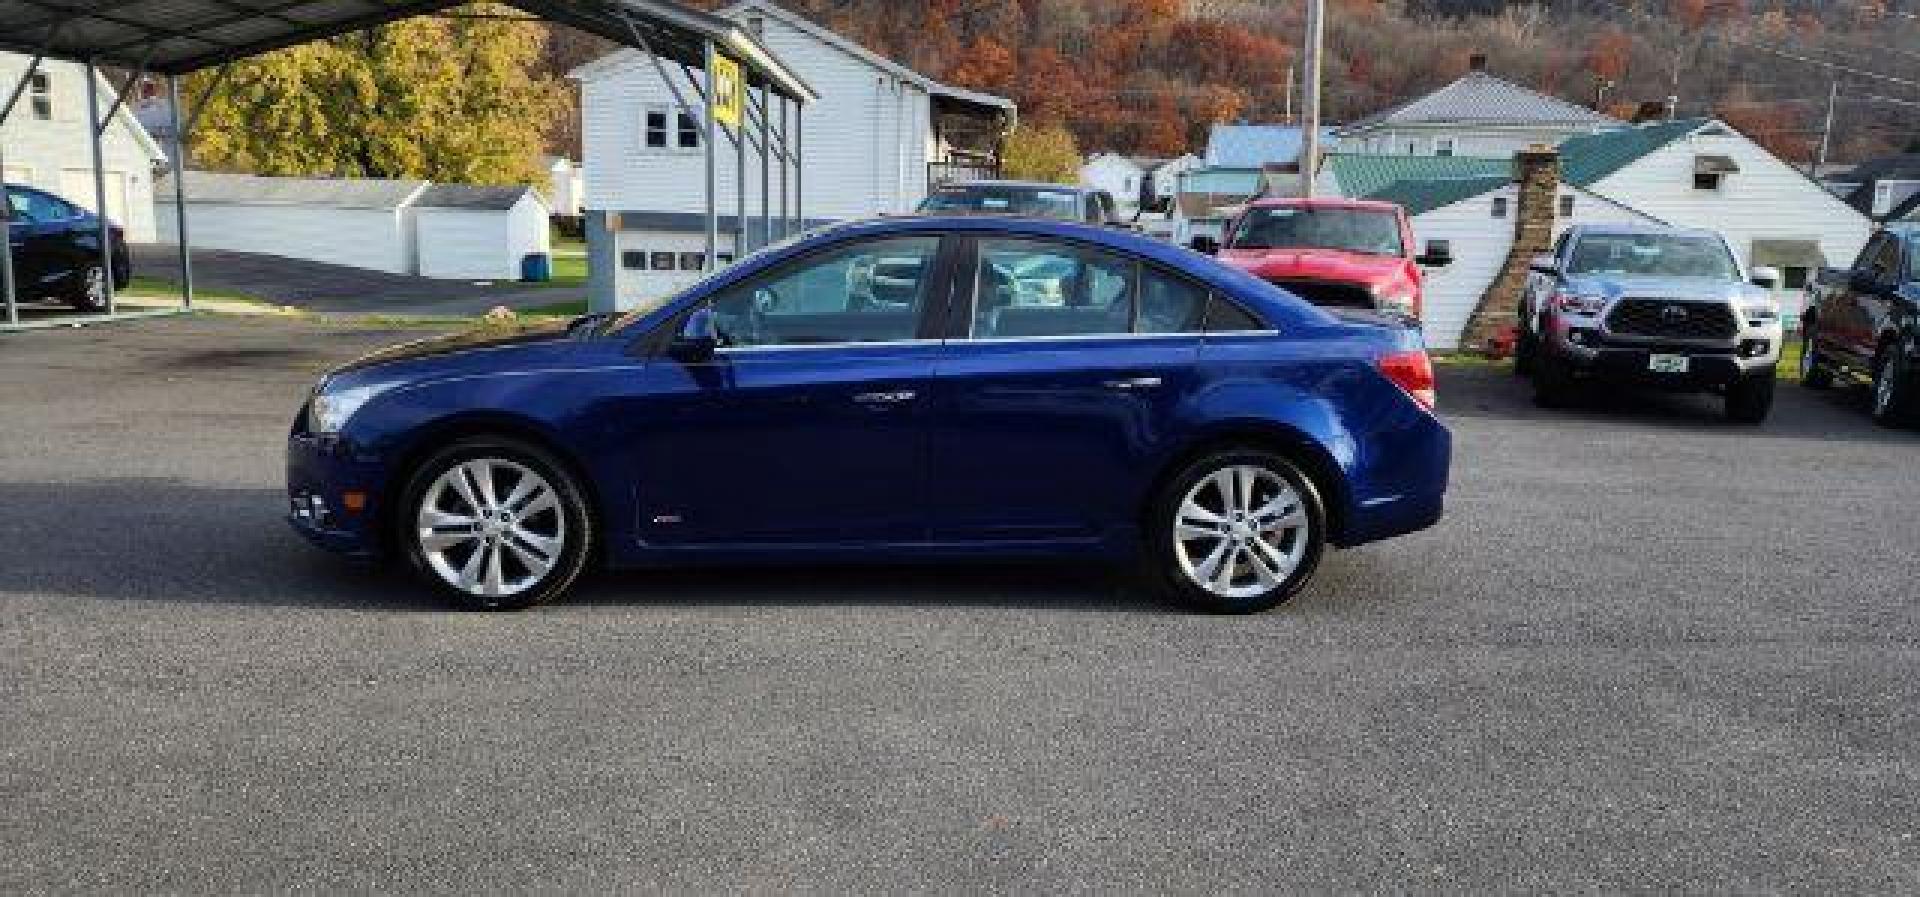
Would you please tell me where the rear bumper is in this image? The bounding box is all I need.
[286,430,388,561]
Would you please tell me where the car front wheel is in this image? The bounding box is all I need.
[1800,323,1833,389]
[1871,346,1918,428]
[399,437,594,610]
[1149,450,1326,614]
[66,265,107,313]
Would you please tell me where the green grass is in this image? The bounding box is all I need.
[125,275,278,307]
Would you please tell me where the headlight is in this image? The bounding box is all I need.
[1553,292,1607,315]
[1373,285,1418,318]
[308,382,397,434]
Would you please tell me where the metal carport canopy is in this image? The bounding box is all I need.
[0,0,817,100]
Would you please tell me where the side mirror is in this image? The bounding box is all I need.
[1528,254,1560,277]
[668,307,721,363]
[1189,235,1220,255]
[1749,265,1782,289]
[1415,240,1454,268]
[1849,269,1883,294]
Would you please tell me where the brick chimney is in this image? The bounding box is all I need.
[1462,145,1559,353]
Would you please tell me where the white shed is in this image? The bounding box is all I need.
[156,171,426,274]
[413,185,551,281]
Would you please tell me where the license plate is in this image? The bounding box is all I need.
[1648,354,1691,374]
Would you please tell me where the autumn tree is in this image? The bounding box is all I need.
[189,3,563,187]
[1001,122,1081,183]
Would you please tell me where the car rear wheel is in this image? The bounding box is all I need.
[1149,450,1326,614]
[1531,352,1576,408]
[399,437,593,610]
[1513,327,1537,377]
[1870,347,1917,429]
[66,265,107,313]
[1799,323,1833,389]
[1725,372,1775,424]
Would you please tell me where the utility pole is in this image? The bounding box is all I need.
[1815,79,1838,176]
[1300,0,1325,198]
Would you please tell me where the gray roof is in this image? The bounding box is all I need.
[1343,71,1618,132]
[157,171,428,210]
[1205,125,1337,169]
[415,184,541,211]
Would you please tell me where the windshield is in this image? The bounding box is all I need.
[1567,233,1741,280]
[917,185,1081,220]
[1227,206,1404,256]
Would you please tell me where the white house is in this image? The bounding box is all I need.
[1326,117,1873,349]
[157,171,551,280]
[571,0,1014,310]
[2,54,167,242]
[547,156,584,217]
[412,185,552,281]
[1080,153,1145,212]
[1146,154,1203,208]
[1337,57,1620,159]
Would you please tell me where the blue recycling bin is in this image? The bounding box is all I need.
[520,252,552,283]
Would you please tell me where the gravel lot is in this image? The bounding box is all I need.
[3,315,1917,892]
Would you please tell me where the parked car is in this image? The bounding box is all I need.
[4,183,132,312]
[1198,197,1452,320]
[1515,224,1783,422]
[916,180,1124,226]
[287,216,1451,613]
[1801,228,1920,427]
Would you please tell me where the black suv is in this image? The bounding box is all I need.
[5,183,132,312]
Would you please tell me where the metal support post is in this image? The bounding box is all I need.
[758,82,770,250]
[735,85,747,260]
[167,74,193,309]
[780,97,791,240]
[794,105,804,233]
[2,49,55,328]
[702,40,718,274]
[84,60,116,315]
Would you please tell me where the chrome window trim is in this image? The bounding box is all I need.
[706,329,1281,354]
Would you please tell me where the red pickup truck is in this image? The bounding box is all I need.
[1197,197,1451,320]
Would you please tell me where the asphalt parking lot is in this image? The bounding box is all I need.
[3,315,1918,892]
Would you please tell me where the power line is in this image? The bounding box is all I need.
[1605,3,1920,95]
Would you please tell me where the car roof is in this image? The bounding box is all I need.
[1567,222,1724,240]
[1247,196,1399,212]
[935,180,1093,194]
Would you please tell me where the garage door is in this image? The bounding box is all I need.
[416,211,512,280]
[58,169,129,227]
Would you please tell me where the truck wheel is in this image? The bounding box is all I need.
[1513,328,1536,377]
[1531,353,1575,408]
[1799,324,1833,390]
[1725,372,1775,424]
[1870,348,1918,429]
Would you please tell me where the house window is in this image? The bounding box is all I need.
[1406,140,1420,155]
[1782,266,1810,290]
[621,250,648,270]
[29,72,50,120]
[1434,138,1457,157]
[679,251,707,271]
[651,251,677,271]
[747,15,765,36]
[1694,172,1723,190]
[1558,194,1575,217]
[645,106,700,150]
[1491,197,1509,218]
[1874,183,1894,215]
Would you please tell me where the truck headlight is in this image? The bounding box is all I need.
[1553,292,1607,315]
[308,382,397,435]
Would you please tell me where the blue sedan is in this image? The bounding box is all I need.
[288,216,1450,613]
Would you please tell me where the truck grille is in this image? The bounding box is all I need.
[1606,299,1738,341]
[1268,279,1375,309]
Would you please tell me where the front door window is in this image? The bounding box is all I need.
[706,236,941,347]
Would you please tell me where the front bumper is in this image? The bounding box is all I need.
[1547,315,1779,388]
[286,428,389,561]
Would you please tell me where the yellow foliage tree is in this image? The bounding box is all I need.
[188,4,562,188]
[1000,123,1081,185]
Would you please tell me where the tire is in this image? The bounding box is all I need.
[397,436,594,610]
[65,265,107,313]
[1513,327,1536,377]
[1800,322,1833,390]
[1725,371,1775,424]
[1147,449,1327,614]
[1531,351,1576,408]
[1869,346,1918,429]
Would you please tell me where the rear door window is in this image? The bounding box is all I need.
[970,238,1135,338]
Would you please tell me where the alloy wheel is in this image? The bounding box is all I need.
[415,458,566,599]
[1876,353,1901,417]
[1172,465,1311,599]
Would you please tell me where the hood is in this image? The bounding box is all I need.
[1560,273,1765,303]
[1217,247,1406,285]
[329,317,581,379]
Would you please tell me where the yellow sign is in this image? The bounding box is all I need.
[710,54,744,131]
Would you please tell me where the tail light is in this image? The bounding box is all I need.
[1379,349,1437,411]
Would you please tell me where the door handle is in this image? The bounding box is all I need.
[1102,376,1163,390]
[853,390,917,405]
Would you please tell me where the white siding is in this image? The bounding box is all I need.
[1413,186,1658,350]
[612,228,741,306]
[1,54,161,242]
[1353,124,1606,160]
[154,203,411,274]
[415,197,549,281]
[1586,127,1871,277]
[578,10,933,222]
[1081,154,1143,209]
